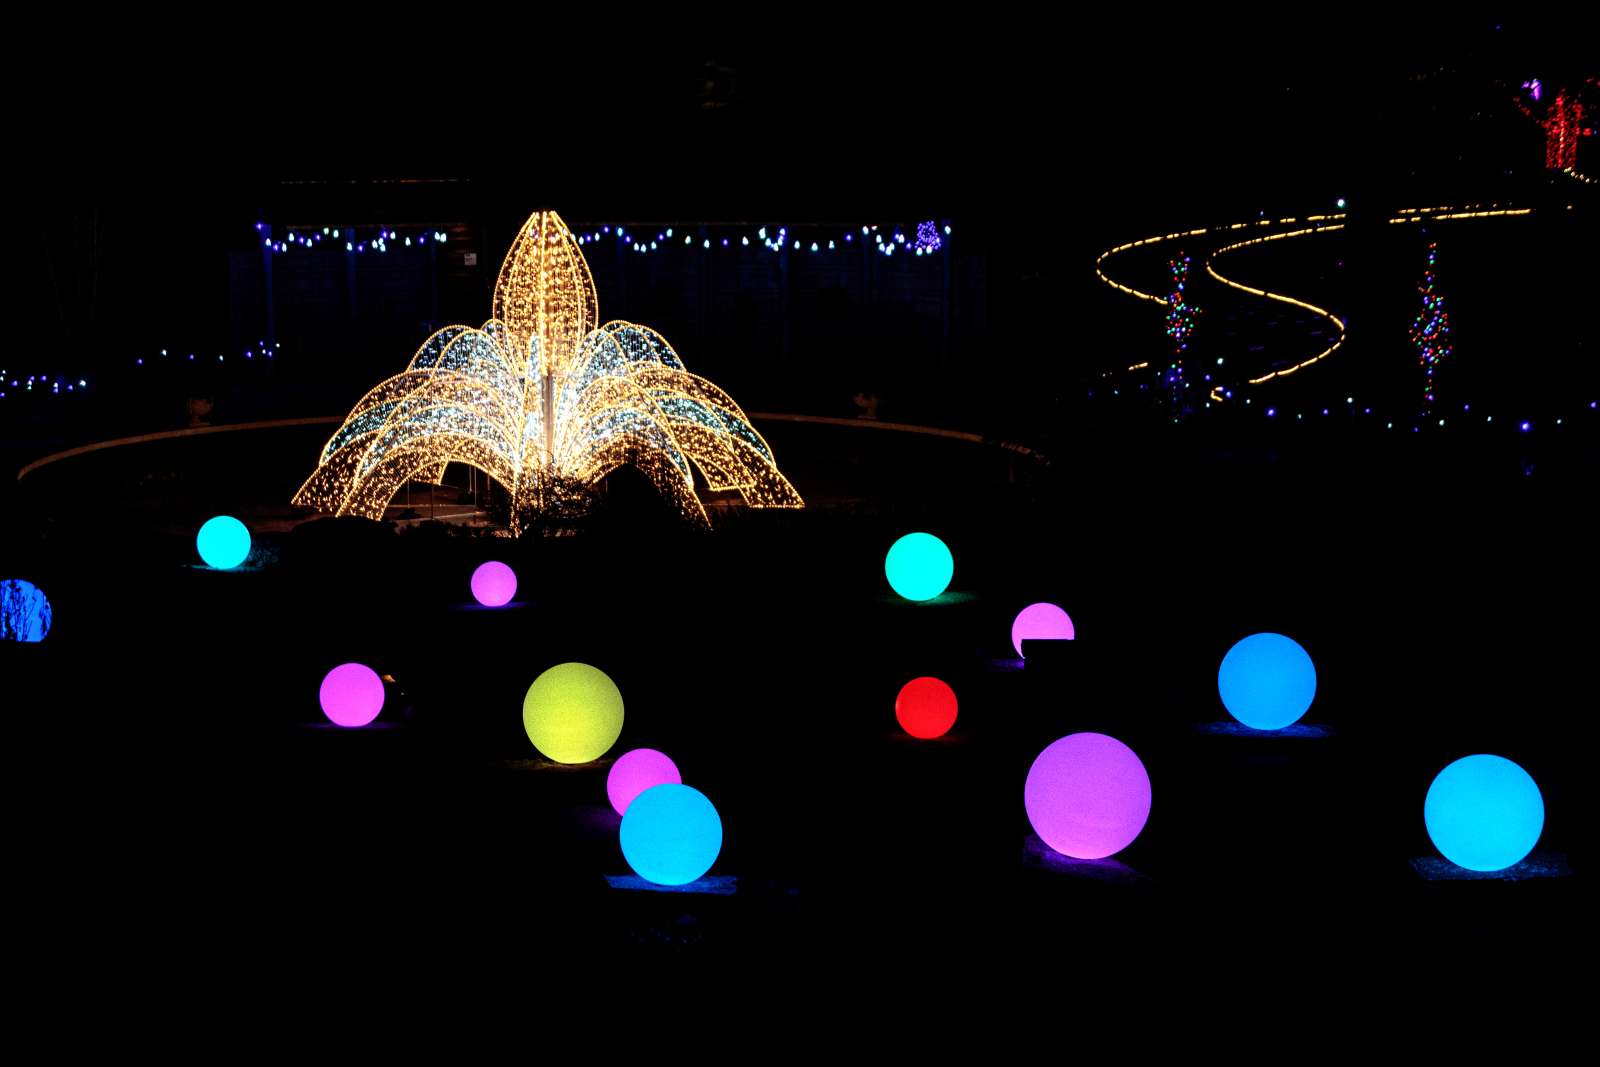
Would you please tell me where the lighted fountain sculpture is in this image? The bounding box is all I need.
[294,211,803,531]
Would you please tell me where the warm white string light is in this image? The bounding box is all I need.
[294,210,803,531]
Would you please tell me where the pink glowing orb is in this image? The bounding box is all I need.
[607,748,683,816]
[470,561,517,607]
[1024,732,1151,859]
[319,662,386,727]
[1012,602,1076,658]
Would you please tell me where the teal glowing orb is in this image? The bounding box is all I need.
[1425,754,1544,872]
[196,515,251,569]
[1217,632,1316,730]
[885,532,953,601]
[619,783,723,886]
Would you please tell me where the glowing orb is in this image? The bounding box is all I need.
[196,515,251,569]
[470,561,517,606]
[1011,602,1076,657]
[607,748,682,816]
[885,532,953,601]
[319,662,385,727]
[1424,754,1545,872]
[1217,632,1317,730]
[522,662,624,764]
[620,783,723,886]
[895,676,958,739]
[1024,732,1152,859]
[0,579,52,642]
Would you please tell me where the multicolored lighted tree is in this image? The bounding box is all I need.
[1411,241,1452,409]
[295,210,803,532]
[1164,254,1196,412]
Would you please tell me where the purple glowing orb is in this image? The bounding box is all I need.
[607,748,683,817]
[1024,732,1151,859]
[471,561,517,607]
[1012,602,1076,658]
[319,662,385,727]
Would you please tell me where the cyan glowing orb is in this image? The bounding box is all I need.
[1024,732,1151,859]
[1217,632,1317,730]
[0,579,52,642]
[1425,754,1544,872]
[470,561,517,607]
[1011,602,1075,657]
[196,515,251,569]
[319,662,385,727]
[895,676,958,739]
[885,532,953,601]
[523,662,624,764]
[607,748,682,816]
[620,783,723,886]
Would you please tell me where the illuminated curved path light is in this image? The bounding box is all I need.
[1095,204,1535,403]
[16,413,1045,487]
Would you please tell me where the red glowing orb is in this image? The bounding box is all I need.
[895,676,958,739]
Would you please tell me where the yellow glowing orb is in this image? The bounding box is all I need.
[522,662,625,764]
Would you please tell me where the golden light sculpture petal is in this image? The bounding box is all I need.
[491,211,597,380]
[296,208,801,532]
[343,433,520,522]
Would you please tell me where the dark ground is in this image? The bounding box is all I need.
[3,405,1590,1019]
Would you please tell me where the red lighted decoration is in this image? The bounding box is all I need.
[895,677,958,739]
[1516,77,1595,173]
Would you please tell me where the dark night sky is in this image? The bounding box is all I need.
[22,16,1592,211]
[12,15,1595,361]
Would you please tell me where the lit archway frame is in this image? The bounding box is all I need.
[294,211,803,531]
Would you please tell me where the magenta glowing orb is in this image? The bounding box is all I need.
[318,662,386,727]
[607,748,683,816]
[1024,732,1151,859]
[470,561,517,607]
[1011,601,1076,657]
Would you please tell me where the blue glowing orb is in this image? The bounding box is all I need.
[196,515,251,569]
[0,579,52,642]
[1425,754,1544,872]
[1217,632,1317,730]
[619,783,723,886]
[885,532,953,601]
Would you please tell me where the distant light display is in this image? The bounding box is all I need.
[607,748,682,816]
[1516,78,1596,172]
[1217,633,1317,730]
[895,677,958,739]
[1411,241,1452,408]
[522,662,625,764]
[1165,253,1195,408]
[293,210,802,533]
[1024,732,1152,860]
[1011,602,1076,658]
[0,579,52,642]
[620,783,723,886]
[885,532,953,601]
[319,663,386,727]
[196,515,251,569]
[470,561,517,607]
[1425,754,1545,872]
